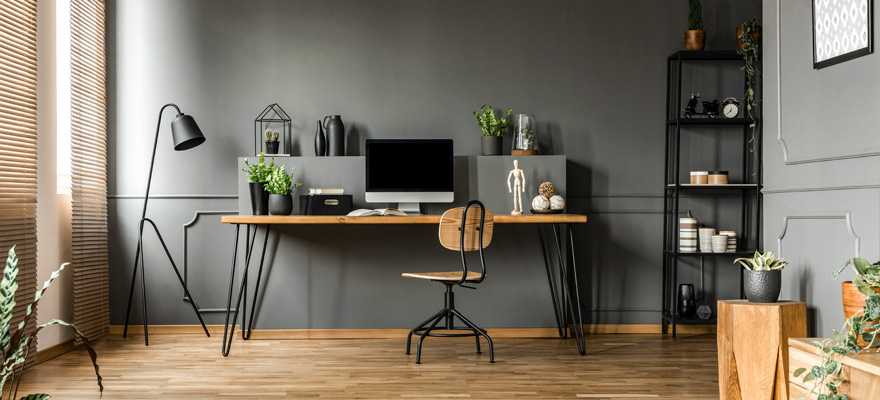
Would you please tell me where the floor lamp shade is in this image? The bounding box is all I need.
[171,113,206,151]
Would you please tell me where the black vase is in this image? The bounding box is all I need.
[249,182,269,215]
[268,194,292,215]
[744,270,782,303]
[677,283,696,318]
[314,120,327,156]
[265,141,280,154]
[324,115,345,156]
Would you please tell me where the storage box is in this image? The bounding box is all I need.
[299,195,353,215]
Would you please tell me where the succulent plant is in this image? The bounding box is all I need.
[734,251,787,271]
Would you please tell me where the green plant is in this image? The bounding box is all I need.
[0,246,102,399]
[242,153,274,184]
[473,105,512,137]
[264,129,279,142]
[688,0,703,30]
[265,164,294,195]
[737,18,760,130]
[793,257,880,400]
[734,251,787,271]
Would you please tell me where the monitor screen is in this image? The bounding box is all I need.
[365,139,453,192]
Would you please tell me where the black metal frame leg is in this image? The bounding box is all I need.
[538,226,565,338]
[552,224,586,355]
[243,225,271,340]
[222,224,271,356]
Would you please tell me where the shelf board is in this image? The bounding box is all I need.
[665,184,760,191]
[668,50,742,61]
[667,118,748,126]
[666,250,758,257]
[663,314,716,325]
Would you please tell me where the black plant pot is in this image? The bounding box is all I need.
[677,283,696,318]
[249,182,269,215]
[744,270,781,303]
[268,194,293,215]
[265,141,280,154]
[481,136,502,156]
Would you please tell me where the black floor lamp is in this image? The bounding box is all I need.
[123,103,211,345]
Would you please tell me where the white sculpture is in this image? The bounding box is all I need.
[549,194,566,210]
[531,195,550,211]
[507,160,526,215]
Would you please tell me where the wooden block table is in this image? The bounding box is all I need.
[717,300,807,400]
[789,338,880,399]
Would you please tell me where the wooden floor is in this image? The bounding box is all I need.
[19,334,719,399]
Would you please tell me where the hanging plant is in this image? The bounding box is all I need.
[737,18,760,130]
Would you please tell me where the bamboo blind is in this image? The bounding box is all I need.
[70,0,109,342]
[0,0,39,357]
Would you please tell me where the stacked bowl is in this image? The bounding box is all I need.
[679,218,698,253]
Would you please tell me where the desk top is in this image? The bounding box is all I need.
[221,214,588,225]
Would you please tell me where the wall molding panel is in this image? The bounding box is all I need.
[776,214,861,258]
[774,0,880,165]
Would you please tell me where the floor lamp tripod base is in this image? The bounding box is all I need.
[122,217,211,345]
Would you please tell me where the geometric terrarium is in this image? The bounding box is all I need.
[254,103,292,156]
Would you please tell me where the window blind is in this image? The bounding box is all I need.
[69,0,108,342]
[0,0,39,356]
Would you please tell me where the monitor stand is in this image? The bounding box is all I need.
[397,202,422,215]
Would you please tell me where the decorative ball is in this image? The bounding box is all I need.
[538,181,557,198]
[549,195,565,210]
[531,195,550,211]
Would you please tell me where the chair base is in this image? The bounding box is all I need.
[405,283,495,364]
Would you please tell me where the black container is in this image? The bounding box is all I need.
[249,182,269,215]
[324,115,345,156]
[268,194,293,215]
[300,194,353,215]
[265,141,280,154]
[314,120,327,156]
[744,270,781,303]
[677,283,696,318]
[481,136,502,156]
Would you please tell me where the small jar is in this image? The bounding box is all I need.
[708,170,729,185]
[689,171,708,184]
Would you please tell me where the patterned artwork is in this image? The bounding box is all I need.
[813,0,873,68]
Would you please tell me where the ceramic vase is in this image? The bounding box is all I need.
[678,283,696,318]
[481,136,502,156]
[314,120,327,156]
[249,182,269,215]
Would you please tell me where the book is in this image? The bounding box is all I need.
[346,208,408,217]
[307,188,345,195]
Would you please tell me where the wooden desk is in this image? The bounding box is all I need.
[218,213,589,357]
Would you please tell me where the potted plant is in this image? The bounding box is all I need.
[685,0,705,50]
[0,246,103,399]
[474,104,512,156]
[264,129,280,154]
[265,164,296,215]
[793,257,880,399]
[242,153,273,215]
[734,251,787,303]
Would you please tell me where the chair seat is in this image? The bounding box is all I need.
[401,271,482,282]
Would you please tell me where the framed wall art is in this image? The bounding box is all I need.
[813,0,874,69]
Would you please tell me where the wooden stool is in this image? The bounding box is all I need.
[717,300,807,400]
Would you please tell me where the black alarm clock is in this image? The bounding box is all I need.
[721,97,740,119]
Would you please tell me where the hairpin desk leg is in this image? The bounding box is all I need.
[538,226,565,338]
[567,224,586,355]
[244,225,271,340]
[222,224,241,356]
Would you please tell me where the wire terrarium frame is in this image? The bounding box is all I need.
[254,103,292,156]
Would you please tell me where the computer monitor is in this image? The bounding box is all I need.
[365,139,454,214]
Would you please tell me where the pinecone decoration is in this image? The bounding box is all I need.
[538,181,556,198]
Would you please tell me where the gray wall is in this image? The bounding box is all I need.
[108,0,761,328]
[763,1,879,336]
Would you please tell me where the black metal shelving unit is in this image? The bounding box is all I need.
[661,50,763,337]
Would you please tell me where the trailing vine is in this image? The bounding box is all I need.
[793,257,880,400]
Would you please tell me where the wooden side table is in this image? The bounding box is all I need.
[717,300,807,400]
[789,338,880,399]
